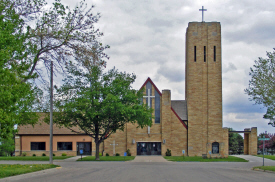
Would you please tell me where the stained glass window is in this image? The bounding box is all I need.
[155,90,160,123]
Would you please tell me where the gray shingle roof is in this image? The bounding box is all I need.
[171,100,188,121]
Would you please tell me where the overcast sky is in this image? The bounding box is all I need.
[46,0,275,135]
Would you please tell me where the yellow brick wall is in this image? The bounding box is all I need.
[186,22,227,157]
[249,127,257,155]
[103,87,188,156]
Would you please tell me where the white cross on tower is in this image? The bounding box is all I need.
[110,140,118,156]
[143,89,154,134]
[199,6,207,22]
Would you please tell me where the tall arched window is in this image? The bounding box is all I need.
[212,142,219,154]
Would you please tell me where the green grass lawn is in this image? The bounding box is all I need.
[253,166,275,172]
[256,155,275,160]
[77,156,135,161]
[0,164,59,178]
[164,156,248,162]
[0,156,73,161]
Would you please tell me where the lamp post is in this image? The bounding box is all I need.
[49,61,53,164]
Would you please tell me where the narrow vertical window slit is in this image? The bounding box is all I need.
[194,46,196,62]
[204,46,206,62]
[214,46,216,62]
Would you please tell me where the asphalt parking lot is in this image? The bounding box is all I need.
[0,155,274,182]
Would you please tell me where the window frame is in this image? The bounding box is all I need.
[31,142,46,151]
[57,142,73,151]
[212,142,219,154]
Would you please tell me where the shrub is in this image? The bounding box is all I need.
[165,149,171,156]
[115,153,120,156]
[126,149,131,156]
[32,154,36,157]
[62,153,67,156]
[99,153,102,156]
[202,154,207,159]
[42,153,46,156]
[106,153,109,156]
[53,153,55,156]
[22,152,27,156]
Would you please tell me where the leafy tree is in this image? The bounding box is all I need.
[0,133,14,156]
[0,0,42,138]
[7,0,109,82]
[258,132,275,154]
[228,128,243,154]
[53,65,153,160]
[245,49,275,127]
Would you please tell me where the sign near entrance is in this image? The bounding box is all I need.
[259,136,270,166]
[182,150,185,154]
[259,138,270,141]
[80,149,84,160]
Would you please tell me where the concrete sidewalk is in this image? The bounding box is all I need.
[231,155,275,166]
[131,156,170,162]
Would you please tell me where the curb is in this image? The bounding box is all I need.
[252,168,275,173]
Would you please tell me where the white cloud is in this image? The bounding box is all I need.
[44,0,275,134]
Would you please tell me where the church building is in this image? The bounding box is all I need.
[15,19,257,157]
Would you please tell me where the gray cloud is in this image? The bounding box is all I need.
[43,0,275,134]
[225,23,275,45]
[223,101,265,114]
[157,65,185,82]
[223,62,237,73]
[146,18,173,28]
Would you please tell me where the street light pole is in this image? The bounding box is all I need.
[263,136,265,166]
[49,61,53,164]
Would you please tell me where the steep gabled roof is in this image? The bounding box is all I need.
[140,78,187,129]
[139,77,162,96]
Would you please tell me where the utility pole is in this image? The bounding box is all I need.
[49,61,53,164]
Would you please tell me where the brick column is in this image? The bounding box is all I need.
[161,90,171,156]
[243,128,250,155]
[15,135,21,156]
[249,127,257,155]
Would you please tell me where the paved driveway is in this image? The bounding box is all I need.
[0,155,274,182]
[131,156,170,162]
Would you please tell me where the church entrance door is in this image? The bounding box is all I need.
[137,142,161,155]
[77,142,91,155]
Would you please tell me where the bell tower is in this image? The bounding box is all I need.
[185,21,228,157]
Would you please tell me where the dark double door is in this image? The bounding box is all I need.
[77,142,91,155]
[137,142,161,155]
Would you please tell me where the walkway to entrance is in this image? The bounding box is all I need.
[131,156,170,162]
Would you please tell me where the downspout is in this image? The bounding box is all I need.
[20,136,22,156]
[126,123,128,151]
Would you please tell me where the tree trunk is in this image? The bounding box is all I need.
[95,140,100,160]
